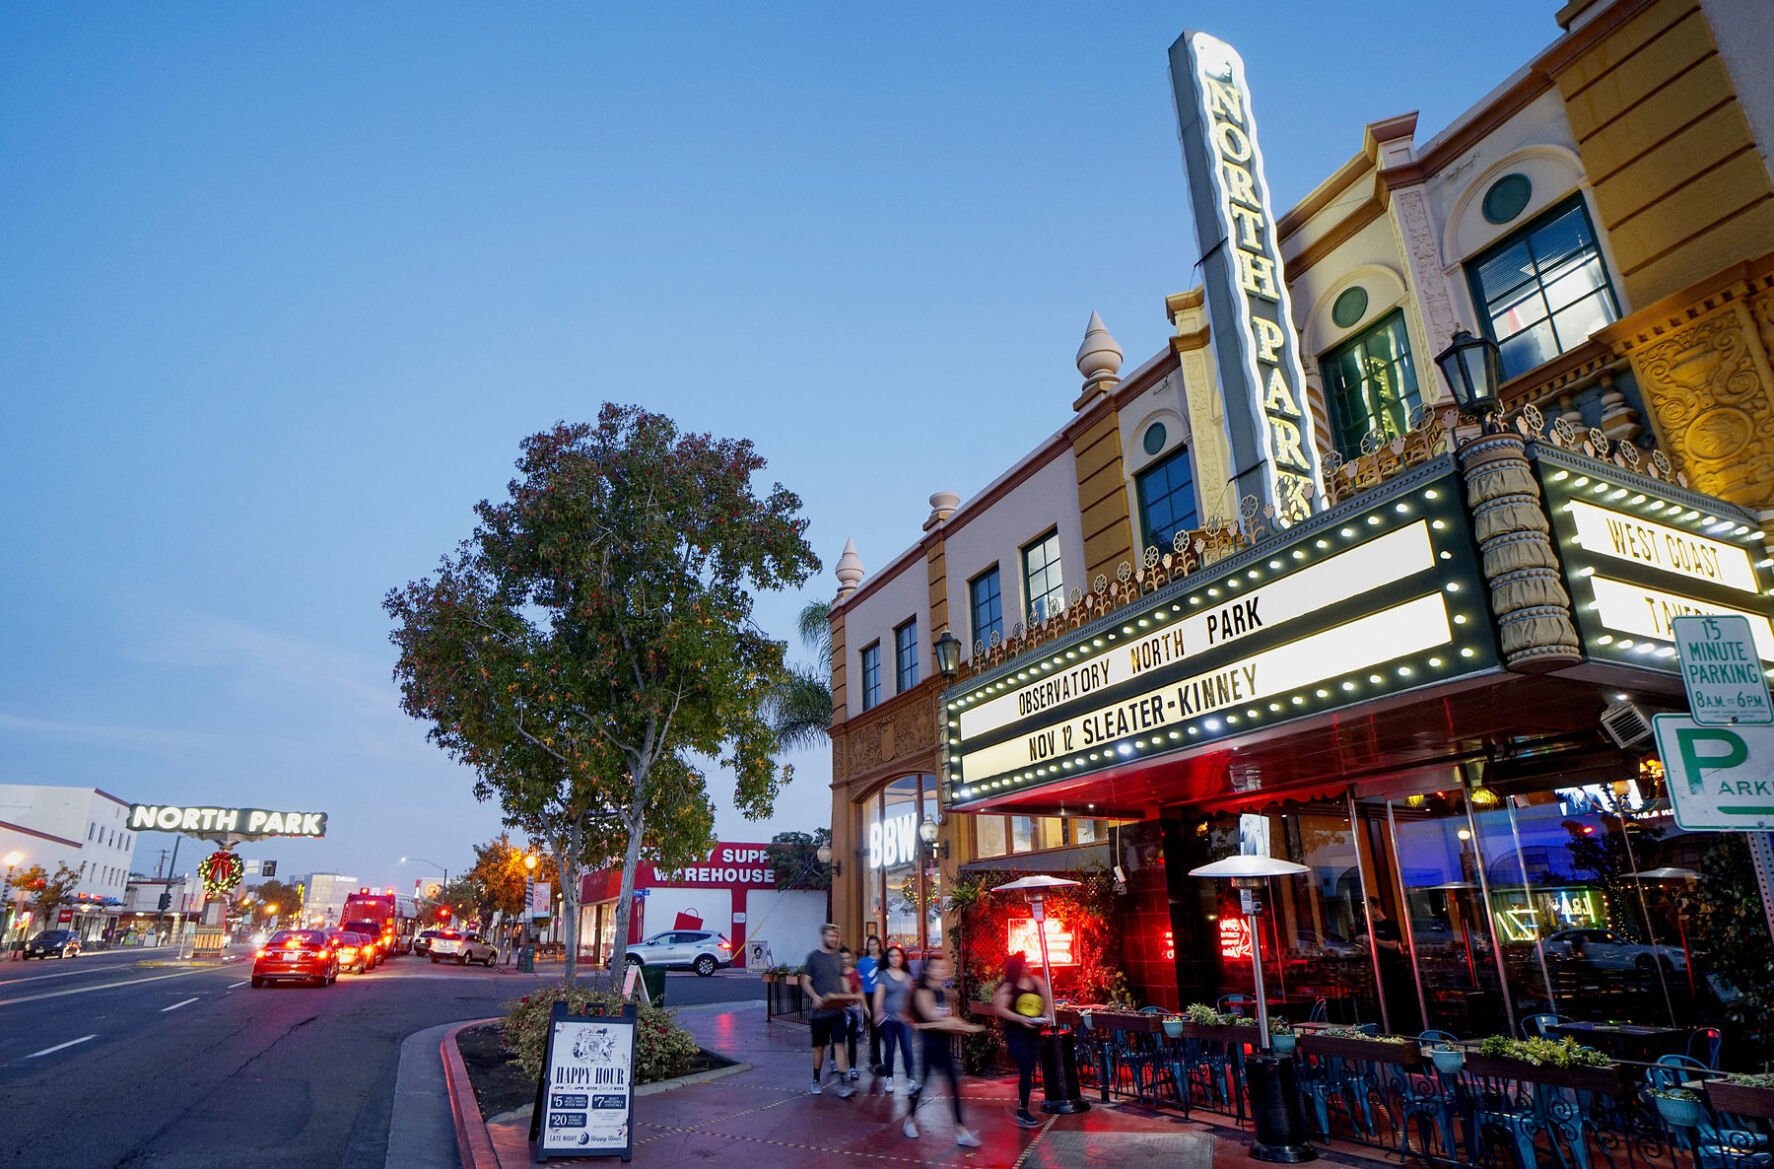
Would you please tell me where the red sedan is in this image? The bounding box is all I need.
[251,929,339,988]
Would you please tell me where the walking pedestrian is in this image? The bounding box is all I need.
[858,935,884,1079]
[800,924,857,1097]
[873,944,917,1099]
[905,952,982,1146]
[992,951,1052,1128]
[839,948,864,1081]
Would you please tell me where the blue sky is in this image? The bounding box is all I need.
[1,2,1567,888]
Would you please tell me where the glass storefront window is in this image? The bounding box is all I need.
[857,773,940,953]
[1074,818,1102,845]
[1011,816,1035,853]
[976,816,1008,857]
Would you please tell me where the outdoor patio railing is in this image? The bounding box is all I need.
[1052,1009,1774,1169]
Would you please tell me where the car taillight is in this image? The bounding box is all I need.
[718,941,730,950]
[340,947,357,959]
[255,949,266,959]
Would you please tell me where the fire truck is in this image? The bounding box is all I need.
[339,889,415,956]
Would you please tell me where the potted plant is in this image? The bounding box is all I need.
[1429,1044,1465,1075]
[1269,1017,1296,1055]
[1464,1036,1623,1094]
[1162,1015,1185,1039]
[1703,1073,1774,1121]
[1654,1087,1708,1129]
[1298,1026,1422,1067]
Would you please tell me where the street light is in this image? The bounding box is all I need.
[1190,854,1314,1163]
[1434,327,1504,422]
[932,629,963,680]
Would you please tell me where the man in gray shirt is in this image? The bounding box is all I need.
[801,923,856,1096]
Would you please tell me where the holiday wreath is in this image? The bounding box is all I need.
[198,850,245,897]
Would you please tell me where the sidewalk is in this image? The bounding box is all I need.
[450,1001,1404,1169]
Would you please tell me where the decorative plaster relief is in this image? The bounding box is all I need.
[1629,302,1774,510]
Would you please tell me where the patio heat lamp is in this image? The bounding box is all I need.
[1190,854,1315,1163]
[991,874,1090,1114]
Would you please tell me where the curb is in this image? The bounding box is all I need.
[441,1017,504,1169]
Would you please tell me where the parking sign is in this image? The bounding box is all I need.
[1672,615,1773,725]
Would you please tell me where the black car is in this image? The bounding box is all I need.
[24,929,82,959]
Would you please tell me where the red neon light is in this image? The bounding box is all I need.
[1161,929,1175,962]
[1007,917,1076,966]
[1219,916,1252,960]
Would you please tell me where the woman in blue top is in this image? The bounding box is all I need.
[857,935,883,1082]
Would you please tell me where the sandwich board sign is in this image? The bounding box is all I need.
[1672,615,1774,726]
[529,1001,637,1163]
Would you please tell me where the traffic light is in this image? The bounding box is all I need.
[438,905,451,919]
[262,861,276,877]
[157,892,172,912]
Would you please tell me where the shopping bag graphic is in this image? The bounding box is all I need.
[673,906,703,930]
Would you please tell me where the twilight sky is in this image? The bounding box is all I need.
[1,2,1565,889]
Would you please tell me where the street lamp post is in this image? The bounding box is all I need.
[400,856,450,921]
[1190,854,1315,1163]
[519,852,539,973]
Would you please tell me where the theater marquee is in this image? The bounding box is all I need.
[1535,449,1774,674]
[944,463,1498,806]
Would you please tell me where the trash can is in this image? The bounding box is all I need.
[640,964,667,1007]
[516,944,535,973]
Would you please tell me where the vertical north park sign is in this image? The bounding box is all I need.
[1169,31,1325,523]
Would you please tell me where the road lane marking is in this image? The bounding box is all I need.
[228,980,248,989]
[161,997,199,1012]
[27,1035,96,1058]
[0,968,212,1009]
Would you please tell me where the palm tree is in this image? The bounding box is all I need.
[769,599,833,751]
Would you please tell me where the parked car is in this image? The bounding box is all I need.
[624,930,734,977]
[428,929,498,966]
[413,929,444,957]
[251,929,339,988]
[1543,928,1687,972]
[23,929,81,959]
[329,930,374,975]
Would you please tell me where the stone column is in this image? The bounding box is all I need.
[1459,431,1581,672]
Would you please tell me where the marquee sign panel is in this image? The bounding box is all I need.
[944,461,1499,808]
[1534,448,1774,676]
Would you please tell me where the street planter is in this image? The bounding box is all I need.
[1298,1032,1422,1068]
[1654,1093,1708,1129]
[1703,1080,1774,1121]
[1183,1020,1252,1042]
[1461,1053,1627,1095]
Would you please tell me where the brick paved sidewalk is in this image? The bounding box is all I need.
[483,1002,1402,1169]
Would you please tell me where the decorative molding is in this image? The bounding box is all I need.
[1388,185,1461,356]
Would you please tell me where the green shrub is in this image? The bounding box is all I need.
[1476,1035,1611,1068]
[1726,1073,1774,1089]
[504,982,701,1083]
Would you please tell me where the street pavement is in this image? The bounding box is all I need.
[0,947,760,1169]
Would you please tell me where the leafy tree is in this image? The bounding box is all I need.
[236,878,304,927]
[1693,835,1774,1054]
[386,406,817,979]
[768,600,834,751]
[766,828,832,891]
[17,863,81,928]
[462,834,558,923]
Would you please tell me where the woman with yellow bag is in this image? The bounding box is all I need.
[991,951,1053,1129]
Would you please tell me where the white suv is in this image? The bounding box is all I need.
[428,929,499,966]
[624,930,734,977]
